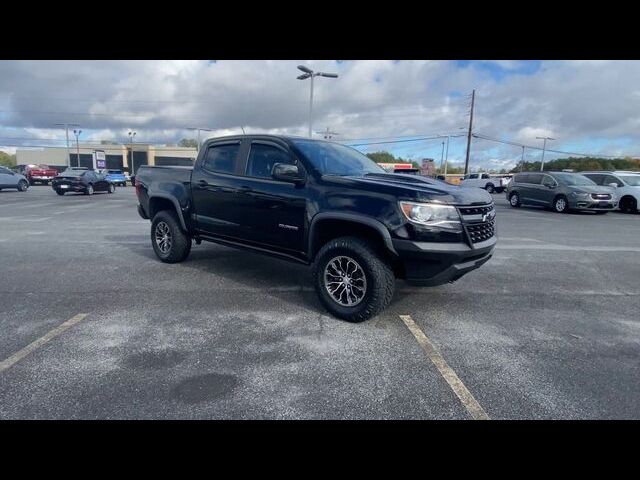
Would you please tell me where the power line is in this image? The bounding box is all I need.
[473,133,635,159]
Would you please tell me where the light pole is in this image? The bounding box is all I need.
[296,65,338,138]
[54,123,80,167]
[536,136,555,171]
[186,127,212,152]
[73,129,82,167]
[128,131,137,176]
[438,133,464,178]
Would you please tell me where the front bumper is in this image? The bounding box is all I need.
[392,236,496,286]
[569,197,617,210]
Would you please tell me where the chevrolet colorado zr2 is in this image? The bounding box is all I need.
[135,135,497,322]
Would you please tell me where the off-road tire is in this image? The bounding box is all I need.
[151,210,191,263]
[312,236,395,322]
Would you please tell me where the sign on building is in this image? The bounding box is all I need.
[93,150,106,170]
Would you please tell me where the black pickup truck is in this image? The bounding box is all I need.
[136,135,496,322]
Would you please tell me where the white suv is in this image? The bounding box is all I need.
[582,171,640,213]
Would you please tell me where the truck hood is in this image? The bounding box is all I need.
[323,173,493,205]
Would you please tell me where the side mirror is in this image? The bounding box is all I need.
[272,163,304,183]
[608,183,618,188]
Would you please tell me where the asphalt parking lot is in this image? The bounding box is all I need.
[0,185,638,419]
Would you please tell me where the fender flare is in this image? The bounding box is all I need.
[149,193,188,231]
[307,212,398,259]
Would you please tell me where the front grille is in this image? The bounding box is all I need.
[458,205,494,216]
[458,203,496,245]
[591,193,611,200]
[466,219,496,244]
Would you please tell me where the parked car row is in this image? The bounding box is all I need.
[504,171,639,214]
[458,170,639,214]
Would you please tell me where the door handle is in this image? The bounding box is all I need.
[197,179,209,188]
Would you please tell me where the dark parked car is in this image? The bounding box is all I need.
[505,171,617,213]
[135,135,497,322]
[51,169,115,196]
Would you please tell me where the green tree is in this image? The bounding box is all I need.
[178,138,198,148]
[0,151,17,168]
[366,151,396,164]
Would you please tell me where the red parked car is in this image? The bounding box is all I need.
[24,164,58,185]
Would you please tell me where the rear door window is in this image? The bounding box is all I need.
[584,173,605,185]
[202,143,241,175]
[528,173,543,185]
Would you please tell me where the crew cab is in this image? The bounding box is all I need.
[23,164,58,185]
[135,135,497,322]
[459,172,510,194]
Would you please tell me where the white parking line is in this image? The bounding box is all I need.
[497,244,640,252]
[0,313,88,373]
[399,314,489,420]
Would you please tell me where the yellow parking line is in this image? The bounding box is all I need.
[0,313,88,373]
[399,314,489,420]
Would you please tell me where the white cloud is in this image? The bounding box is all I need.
[0,60,639,169]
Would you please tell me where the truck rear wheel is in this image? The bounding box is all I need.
[312,236,395,322]
[151,210,191,263]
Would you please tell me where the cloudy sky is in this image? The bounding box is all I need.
[1,60,639,170]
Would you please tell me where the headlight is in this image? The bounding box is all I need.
[571,191,589,198]
[399,201,462,231]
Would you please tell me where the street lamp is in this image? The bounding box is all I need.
[437,133,465,178]
[55,123,80,168]
[296,65,338,138]
[186,127,213,152]
[536,136,555,171]
[73,129,82,167]
[128,131,137,175]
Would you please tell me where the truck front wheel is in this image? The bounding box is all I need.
[151,210,191,263]
[312,236,395,322]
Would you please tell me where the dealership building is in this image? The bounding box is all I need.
[15,143,197,174]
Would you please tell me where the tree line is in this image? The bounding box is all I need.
[510,156,640,173]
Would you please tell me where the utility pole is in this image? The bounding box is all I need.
[536,136,555,171]
[54,123,80,167]
[464,89,475,175]
[73,129,82,167]
[316,127,339,140]
[444,135,451,176]
[520,145,525,172]
[439,140,445,172]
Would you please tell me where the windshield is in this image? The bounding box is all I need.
[107,170,123,175]
[619,175,640,186]
[553,173,597,186]
[291,139,385,176]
